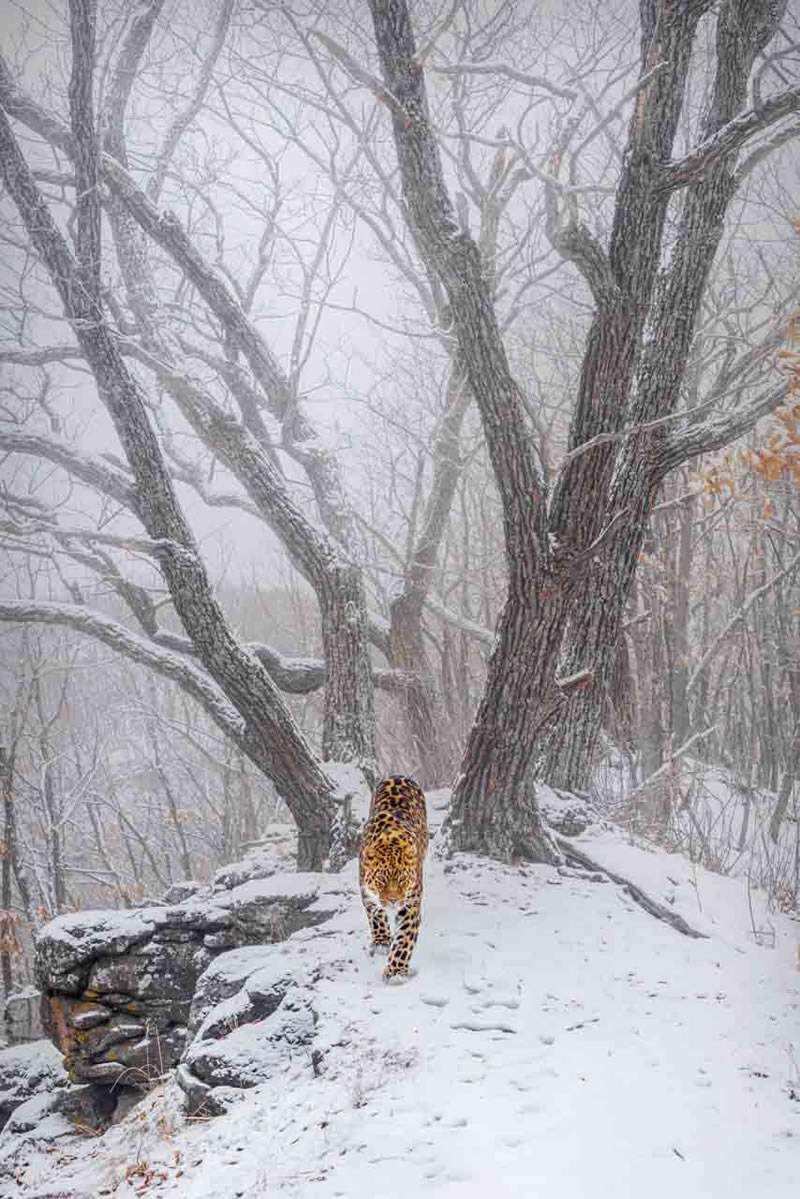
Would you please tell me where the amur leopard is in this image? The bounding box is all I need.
[359,776,428,981]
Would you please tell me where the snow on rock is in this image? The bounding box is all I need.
[33,864,349,1120]
[10,820,800,1199]
[179,988,316,1116]
[0,1054,116,1178]
[0,1039,66,1131]
[2,986,45,1045]
[188,949,306,1038]
[35,907,164,991]
[537,783,598,837]
[210,824,297,892]
[175,946,318,1115]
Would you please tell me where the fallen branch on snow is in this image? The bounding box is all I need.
[555,836,707,939]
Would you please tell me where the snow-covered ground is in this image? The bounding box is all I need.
[6,819,800,1199]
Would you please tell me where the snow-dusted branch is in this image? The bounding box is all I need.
[69,0,102,306]
[544,204,619,308]
[0,430,137,509]
[0,345,83,367]
[663,382,786,471]
[658,84,800,192]
[0,600,246,742]
[735,118,800,183]
[626,727,718,804]
[432,60,577,102]
[121,340,343,590]
[366,0,548,552]
[309,29,406,116]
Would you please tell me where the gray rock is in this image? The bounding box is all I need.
[187,945,276,1035]
[0,1039,66,1131]
[53,1082,117,1131]
[185,999,316,1090]
[34,871,348,1113]
[538,785,596,837]
[161,880,203,904]
[174,945,318,1115]
[69,1001,112,1031]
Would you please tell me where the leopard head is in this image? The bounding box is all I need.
[363,837,418,907]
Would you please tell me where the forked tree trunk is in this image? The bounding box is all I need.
[540,0,788,796]
[368,0,561,862]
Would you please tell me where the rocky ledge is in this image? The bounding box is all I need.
[37,872,337,1090]
[0,853,352,1153]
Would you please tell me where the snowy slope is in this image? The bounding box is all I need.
[7,822,800,1199]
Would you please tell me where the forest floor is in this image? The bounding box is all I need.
[8,809,800,1198]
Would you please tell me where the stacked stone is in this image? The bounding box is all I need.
[35,875,336,1092]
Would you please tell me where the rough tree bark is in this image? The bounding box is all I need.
[367,0,566,860]
[540,0,794,791]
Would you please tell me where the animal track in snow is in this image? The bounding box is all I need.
[449,1017,519,1034]
[420,992,450,1008]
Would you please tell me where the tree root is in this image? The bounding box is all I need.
[555,835,707,939]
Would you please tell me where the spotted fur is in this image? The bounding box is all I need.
[359,776,428,980]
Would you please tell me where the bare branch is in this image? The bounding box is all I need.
[0,345,83,367]
[103,0,165,166]
[658,84,800,192]
[432,61,577,102]
[0,430,137,509]
[544,204,619,308]
[309,29,406,116]
[366,0,548,564]
[147,0,235,203]
[0,599,246,742]
[735,118,800,183]
[68,0,102,304]
[662,381,787,470]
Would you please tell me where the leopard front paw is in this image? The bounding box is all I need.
[383,967,409,985]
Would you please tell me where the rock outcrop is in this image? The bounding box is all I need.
[175,949,317,1115]
[33,869,349,1121]
[0,1039,66,1131]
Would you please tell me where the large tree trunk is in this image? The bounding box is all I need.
[539,0,787,796]
[367,0,726,859]
[445,576,567,859]
[368,0,561,860]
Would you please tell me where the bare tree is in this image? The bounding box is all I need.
[0,0,377,869]
[1,0,798,878]
[365,0,800,859]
